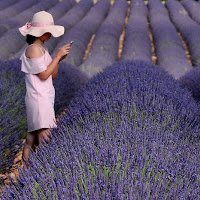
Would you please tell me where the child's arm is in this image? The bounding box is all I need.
[38,44,71,80]
[52,63,59,80]
[38,55,61,80]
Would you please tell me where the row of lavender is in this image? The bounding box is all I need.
[166,0,200,66]
[121,0,152,62]
[178,0,200,103]
[51,0,111,66]
[0,58,88,184]
[181,0,200,24]
[164,0,200,101]
[0,0,20,11]
[0,0,40,22]
[80,0,128,77]
[1,60,199,199]
[148,0,192,79]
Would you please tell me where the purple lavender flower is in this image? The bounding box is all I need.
[179,64,200,102]
[0,59,25,184]
[54,62,89,115]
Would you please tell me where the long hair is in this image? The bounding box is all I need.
[26,34,37,45]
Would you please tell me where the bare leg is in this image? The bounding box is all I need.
[37,128,51,146]
[22,131,38,167]
[22,129,51,167]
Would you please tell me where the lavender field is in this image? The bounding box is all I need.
[0,0,200,199]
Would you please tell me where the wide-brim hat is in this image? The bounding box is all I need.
[19,11,64,37]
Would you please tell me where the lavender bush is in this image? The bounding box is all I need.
[148,0,192,79]
[179,65,200,102]
[67,60,200,140]
[121,0,152,63]
[80,0,128,78]
[51,0,111,67]
[182,0,200,24]
[54,62,89,115]
[166,0,200,66]
[0,59,25,184]
[1,60,199,199]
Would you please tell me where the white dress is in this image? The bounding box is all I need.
[20,44,57,132]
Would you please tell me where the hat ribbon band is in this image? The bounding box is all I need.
[19,22,54,33]
[31,22,54,27]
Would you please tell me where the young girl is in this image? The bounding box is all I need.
[19,11,71,164]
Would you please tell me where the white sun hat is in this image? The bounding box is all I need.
[19,11,64,37]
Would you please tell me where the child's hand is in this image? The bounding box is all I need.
[56,44,71,61]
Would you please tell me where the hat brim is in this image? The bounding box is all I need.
[19,25,65,38]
